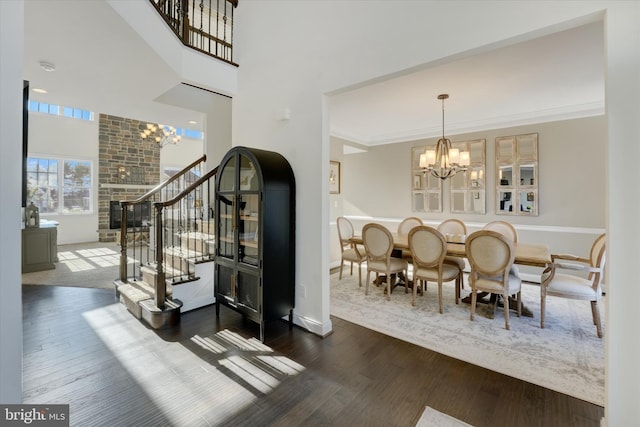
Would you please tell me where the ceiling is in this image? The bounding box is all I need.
[23,2,604,142]
[23,0,208,132]
[329,21,605,148]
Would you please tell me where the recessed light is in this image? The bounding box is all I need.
[188,120,197,124]
[39,61,56,72]
[32,88,48,94]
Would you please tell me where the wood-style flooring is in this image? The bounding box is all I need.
[22,285,603,426]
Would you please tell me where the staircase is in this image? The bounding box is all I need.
[115,156,219,329]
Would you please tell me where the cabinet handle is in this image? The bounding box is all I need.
[231,198,236,232]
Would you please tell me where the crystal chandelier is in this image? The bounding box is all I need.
[140,123,181,148]
[419,94,469,179]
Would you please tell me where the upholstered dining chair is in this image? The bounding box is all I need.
[408,226,463,311]
[540,233,606,338]
[483,220,520,277]
[336,216,366,287]
[362,223,409,300]
[466,230,522,330]
[483,220,518,243]
[437,219,467,288]
[397,217,424,262]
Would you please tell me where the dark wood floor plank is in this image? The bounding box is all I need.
[21,285,604,427]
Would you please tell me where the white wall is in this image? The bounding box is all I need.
[233,1,639,424]
[0,0,24,404]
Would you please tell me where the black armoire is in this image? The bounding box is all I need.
[214,146,295,342]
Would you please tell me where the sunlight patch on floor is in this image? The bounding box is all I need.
[82,304,305,425]
[57,247,134,271]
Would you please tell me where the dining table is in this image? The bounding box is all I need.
[349,234,550,267]
[349,232,551,318]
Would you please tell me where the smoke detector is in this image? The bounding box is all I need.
[39,61,56,72]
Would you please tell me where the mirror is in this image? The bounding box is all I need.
[448,139,486,214]
[411,145,442,212]
[495,133,538,216]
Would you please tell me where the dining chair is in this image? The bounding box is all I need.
[466,230,522,330]
[540,233,606,338]
[408,226,462,311]
[437,219,467,288]
[483,220,518,243]
[483,220,520,277]
[362,223,408,300]
[397,217,424,262]
[336,216,366,287]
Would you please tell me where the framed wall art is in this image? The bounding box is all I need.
[329,160,341,194]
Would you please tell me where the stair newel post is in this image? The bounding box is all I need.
[155,202,166,309]
[119,202,128,282]
[180,0,190,45]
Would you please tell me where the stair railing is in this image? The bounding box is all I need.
[118,155,206,283]
[149,0,238,66]
[152,166,218,308]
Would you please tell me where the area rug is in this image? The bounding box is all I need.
[21,242,124,290]
[330,272,605,406]
[416,406,473,427]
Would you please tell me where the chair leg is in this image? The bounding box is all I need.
[438,280,443,314]
[503,293,510,330]
[412,276,418,306]
[592,300,603,338]
[357,264,362,287]
[385,269,391,301]
[540,291,546,329]
[470,290,477,321]
[350,261,353,275]
[455,274,460,304]
[365,270,371,295]
[339,260,344,280]
[516,290,521,317]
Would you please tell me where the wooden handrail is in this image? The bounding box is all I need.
[121,154,206,206]
[155,166,218,209]
[149,0,238,66]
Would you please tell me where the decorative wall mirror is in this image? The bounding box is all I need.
[449,139,486,214]
[495,133,538,216]
[411,145,442,212]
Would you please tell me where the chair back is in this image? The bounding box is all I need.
[437,219,467,236]
[466,230,515,278]
[409,226,446,268]
[337,217,355,250]
[590,233,606,287]
[397,217,423,238]
[483,221,518,243]
[362,223,394,263]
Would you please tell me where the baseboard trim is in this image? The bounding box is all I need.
[291,312,333,337]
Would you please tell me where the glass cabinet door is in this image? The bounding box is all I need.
[217,194,235,259]
[238,194,259,266]
[237,271,259,312]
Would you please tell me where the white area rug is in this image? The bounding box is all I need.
[330,272,605,406]
[416,406,473,427]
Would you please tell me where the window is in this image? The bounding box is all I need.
[27,157,93,214]
[28,100,94,122]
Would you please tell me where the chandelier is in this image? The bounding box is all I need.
[419,94,469,180]
[140,123,181,148]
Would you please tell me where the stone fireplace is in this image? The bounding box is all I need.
[98,114,160,242]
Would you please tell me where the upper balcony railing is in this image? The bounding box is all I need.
[150,0,238,66]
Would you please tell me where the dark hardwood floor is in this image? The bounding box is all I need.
[22,285,603,426]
